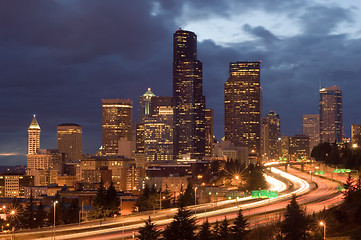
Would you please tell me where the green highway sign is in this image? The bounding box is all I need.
[346,169,351,173]
[260,190,268,198]
[251,190,260,198]
[268,190,279,198]
[251,190,279,198]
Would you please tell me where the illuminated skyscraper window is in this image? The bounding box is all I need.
[224,62,261,156]
[102,99,133,156]
[173,29,206,160]
[319,86,342,143]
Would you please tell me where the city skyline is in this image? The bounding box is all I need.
[1,0,361,165]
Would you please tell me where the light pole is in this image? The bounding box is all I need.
[159,191,162,210]
[319,221,326,240]
[194,187,197,205]
[10,210,15,240]
[53,200,58,240]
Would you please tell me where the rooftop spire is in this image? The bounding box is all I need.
[143,88,156,97]
[28,114,41,130]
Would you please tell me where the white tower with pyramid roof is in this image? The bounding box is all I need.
[28,114,41,154]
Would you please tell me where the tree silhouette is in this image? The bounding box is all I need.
[163,207,196,240]
[137,216,161,240]
[219,217,230,240]
[230,208,249,239]
[197,220,212,240]
[280,195,310,240]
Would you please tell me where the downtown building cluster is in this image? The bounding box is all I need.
[0,29,356,217]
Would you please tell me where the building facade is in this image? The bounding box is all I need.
[57,123,82,162]
[138,88,156,123]
[28,115,41,155]
[173,29,206,160]
[319,86,342,143]
[144,107,174,162]
[351,124,361,144]
[224,62,261,156]
[261,111,281,161]
[102,99,133,156]
[302,114,320,153]
[204,108,214,157]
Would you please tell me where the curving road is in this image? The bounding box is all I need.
[0,165,343,239]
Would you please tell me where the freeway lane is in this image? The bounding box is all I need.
[0,172,294,240]
[1,166,341,240]
[74,167,341,240]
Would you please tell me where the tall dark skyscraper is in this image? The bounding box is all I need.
[102,99,133,156]
[261,111,281,160]
[173,29,206,160]
[224,62,261,156]
[319,86,342,143]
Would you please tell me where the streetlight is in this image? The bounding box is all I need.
[319,221,326,240]
[194,187,197,205]
[53,200,58,240]
[10,210,15,240]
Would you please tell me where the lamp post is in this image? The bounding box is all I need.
[194,187,197,205]
[53,200,58,240]
[159,191,162,210]
[10,210,15,240]
[319,221,326,240]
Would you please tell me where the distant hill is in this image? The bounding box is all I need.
[0,165,26,175]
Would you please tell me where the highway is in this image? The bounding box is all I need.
[0,165,343,239]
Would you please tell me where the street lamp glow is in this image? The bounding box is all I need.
[319,221,326,240]
[54,200,58,240]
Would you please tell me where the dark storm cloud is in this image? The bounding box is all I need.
[0,0,360,165]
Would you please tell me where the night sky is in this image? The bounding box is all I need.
[1,0,361,165]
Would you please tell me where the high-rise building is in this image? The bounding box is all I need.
[28,115,41,155]
[138,88,156,123]
[289,135,310,159]
[144,106,174,161]
[261,111,281,160]
[150,96,173,117]
[351,124,361,144]
[57,123,82,162]
[224,62,261,155]
[319,86,342,143]
[102,99,133,156]
[173,29,206,160]
[204,109,214,157]
[302,114,320,152]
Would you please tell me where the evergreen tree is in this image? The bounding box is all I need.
[246,163,267,190]
[136,185,159,212]
[163,207,196,240]
[161,186,172,209]
[197,220,212,240]
[219,217,230,240]
[93,182,107,218]
[280,195,310,240]
[211,220,221,240]
[106,182,120,215]
[21,193,35,228]
[137,216,161,240]
[230,208,249,239]
[178,182,195,207]
[343,174,355,200]
[34,201,46,227]
[64,199,79,224]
